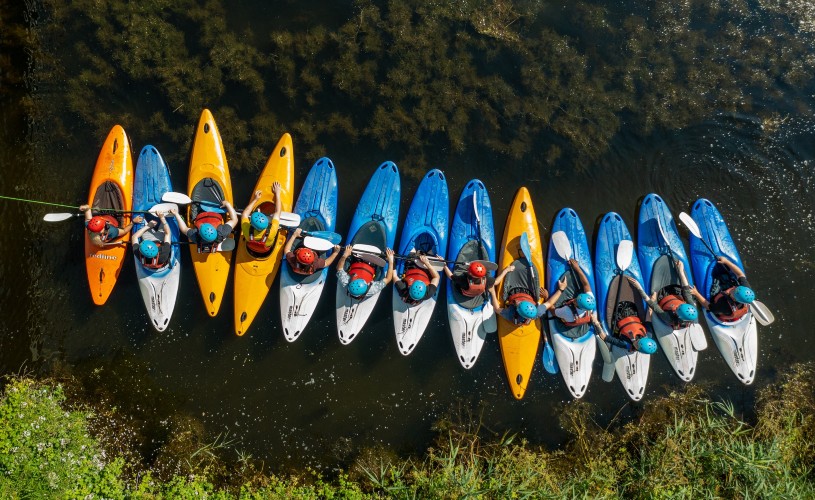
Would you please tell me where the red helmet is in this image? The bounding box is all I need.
[468,262,487,278]
[87,216,106,233]
[296,247,316,265]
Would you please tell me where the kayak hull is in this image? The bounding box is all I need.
[445,179,496,369]
[85,125,134,305]
[280,157,338,342]
[132,145,181,331]
[392,169,449,355]
[689,198,758,384]
[233,133,295,336]
[497,187,544,400]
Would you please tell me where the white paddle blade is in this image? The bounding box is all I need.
[750,301,775,326]
[471,260,499,272]
[303,236,334,252]
[43,213,76,222]
[161,192,192,204]
[616,240,634,272]
[602,362,616,382]
[551,231,572,261]
[678,211,702,239]
[148,203,179,215]
[279,212,301,227]
[352,244,383,255]
[354,252,387,268]
[689,326,708,351]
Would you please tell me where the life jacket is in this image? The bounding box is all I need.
[348,260,375,284]
[97,215,120,242]
[400,267,432,305]
[559,298,593,327]
[460,275,487,297]
[246,225,273,254]
[193,211,224,253]
[616,315,647,344]
[658,293,691,329]
[711,286,749,322]
[507,290,536,325]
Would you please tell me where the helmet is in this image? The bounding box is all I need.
[199,223,218,243]
[468,262,487,278]
[636,337,658,355]
[733,286,755,304]
[139,240,159,259]
[348,279,369,297]
[677,303,698,322]
[517,301,538,320]
[88,216,106,233]
[409,281,427,301]
[250,212,269,231]
[576,293,596,311]
[296,247,315,265]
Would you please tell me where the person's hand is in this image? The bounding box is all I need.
[253,190,262,200]
[674,259,684,270]
[272,181,281,195]
[168,208,177,216]
[343,245,353,257]
[332,244,341,253]
[79,204,90,211]
[626,276,642,289]
[158,212,167,221]
[557,276,568,291]
[651,291,658,301]
[508,265,515,272]
[148,219,158,227]
[716,256,731,265]
[385,248,395,262]
[293,227,303,237]
[418,254,430,265]
[568,258,579,269]
[221,200,232,208]
[133,216,144,224]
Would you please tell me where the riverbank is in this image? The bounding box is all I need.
[2,363,813,498]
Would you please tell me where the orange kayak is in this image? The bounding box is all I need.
[187,109,234,317]
[497,187,545,400]
[233,133,294,336]
[85,125,134,305]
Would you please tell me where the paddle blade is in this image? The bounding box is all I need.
[471,259,498,272]
[678,211,702,239]
[43,213,77,222]
[197,199,227,214]
[750,300,775,326]
[147,203,179,215]
[303,230,341,244]
[279,212,301,228]
[161,192,193,204]
[414,256,447,272]
[217,238,236,252]
[602,362,616,382]
[352,243,383,255]
[689,325,708,351]
[482,302,497,333]
[519,232,532,261]
[542,341,558,374]
[354,251,387,268]
[303,236,334,252]
[616,240,634,272]
[551,231,572,261]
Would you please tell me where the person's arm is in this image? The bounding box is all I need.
[690,286,710,310]
[592,313,630,349]
[158,214,172,244]
[488,286,504,314]
[117,216,142,237]
[335,245,353,270]
[541,276,568,311]
[674,259,691,287]
[493,264,515,287]
[382,248,396,285]
[323,244,341,267]
[569,259,592,293]
[79,204,93,222]
[283,227,302,255]
[717,256,746,279]
[443,265,454,279]
[132,223,151,242]
[241,191,263,236]
[419,255,441,287]
[271,182,282,218]
[170,209,192,235]
[222,200,239,229]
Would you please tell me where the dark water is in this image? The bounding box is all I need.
[1,1,815,470]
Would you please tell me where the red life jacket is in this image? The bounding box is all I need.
[460,276,487,297]
[616,315,647,343]
[403,267,430,286]
[246,225,272,254]
[193,211,224,253]
[507,290,536,325]
[559,298,593,327]
[348,260,375,284]
[711,286,749,322]
[658,293,691,329]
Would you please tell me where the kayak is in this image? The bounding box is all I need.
[689,198,757,385]
[446,179,496,369]
[280,157,338,342]
[187,109,234,317]
[392,169,449,355]
[132,145,181,331]
[595,212,650,401]
[547,208,595,399]
[637,193,705,382]
[497,187,544,400]
[335,162,400,344]
[85,125,134,305]
[234,133,295,336]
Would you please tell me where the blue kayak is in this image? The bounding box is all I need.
[547,208,595,399]
[392,169,449,355]
[595,212,651,401]
[279,157,338,342]
[637,193,706,382]
[445,179,496,369]
[335,161,401,344]
[132,145,181,332]
[689,198,757,385]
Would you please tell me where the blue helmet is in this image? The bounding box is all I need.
[677,303,698,322]
[250,212,269,231]
[199,223,218,243]
[636,337,658,355]
[409,281,427,301]
[348,279,369,298]
[576,293,596,311]
[733,286,755,304]
[517,301,538,320]
[139,240,159,259]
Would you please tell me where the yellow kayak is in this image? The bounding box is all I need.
[233,133,294,336]
[497,187,544,400]
[187,109,234,317]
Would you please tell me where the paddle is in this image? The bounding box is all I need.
[679,212,775,326]
[520,232,558,374]
[395,252,448,272]
[350,244,388,267]
[302,235,335,252]
[473,192,498,334]
[43,203,181,222]
[302,230,341,245]
[160,192,192,204]
[0,194,78,210]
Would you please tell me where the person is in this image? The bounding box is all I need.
[283,227,341,275]
[132,212,172,269]
[80,204,141,248]
[394,254,442,305]
[629,259,699,329]
[592,301,658,355]
[443,260,513,298]
[691,255,755,322]
[170,199,238,251]
[551,259,596,328]
[241,182,282,254]
[489,269,568,325]
[335,245,395,299]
